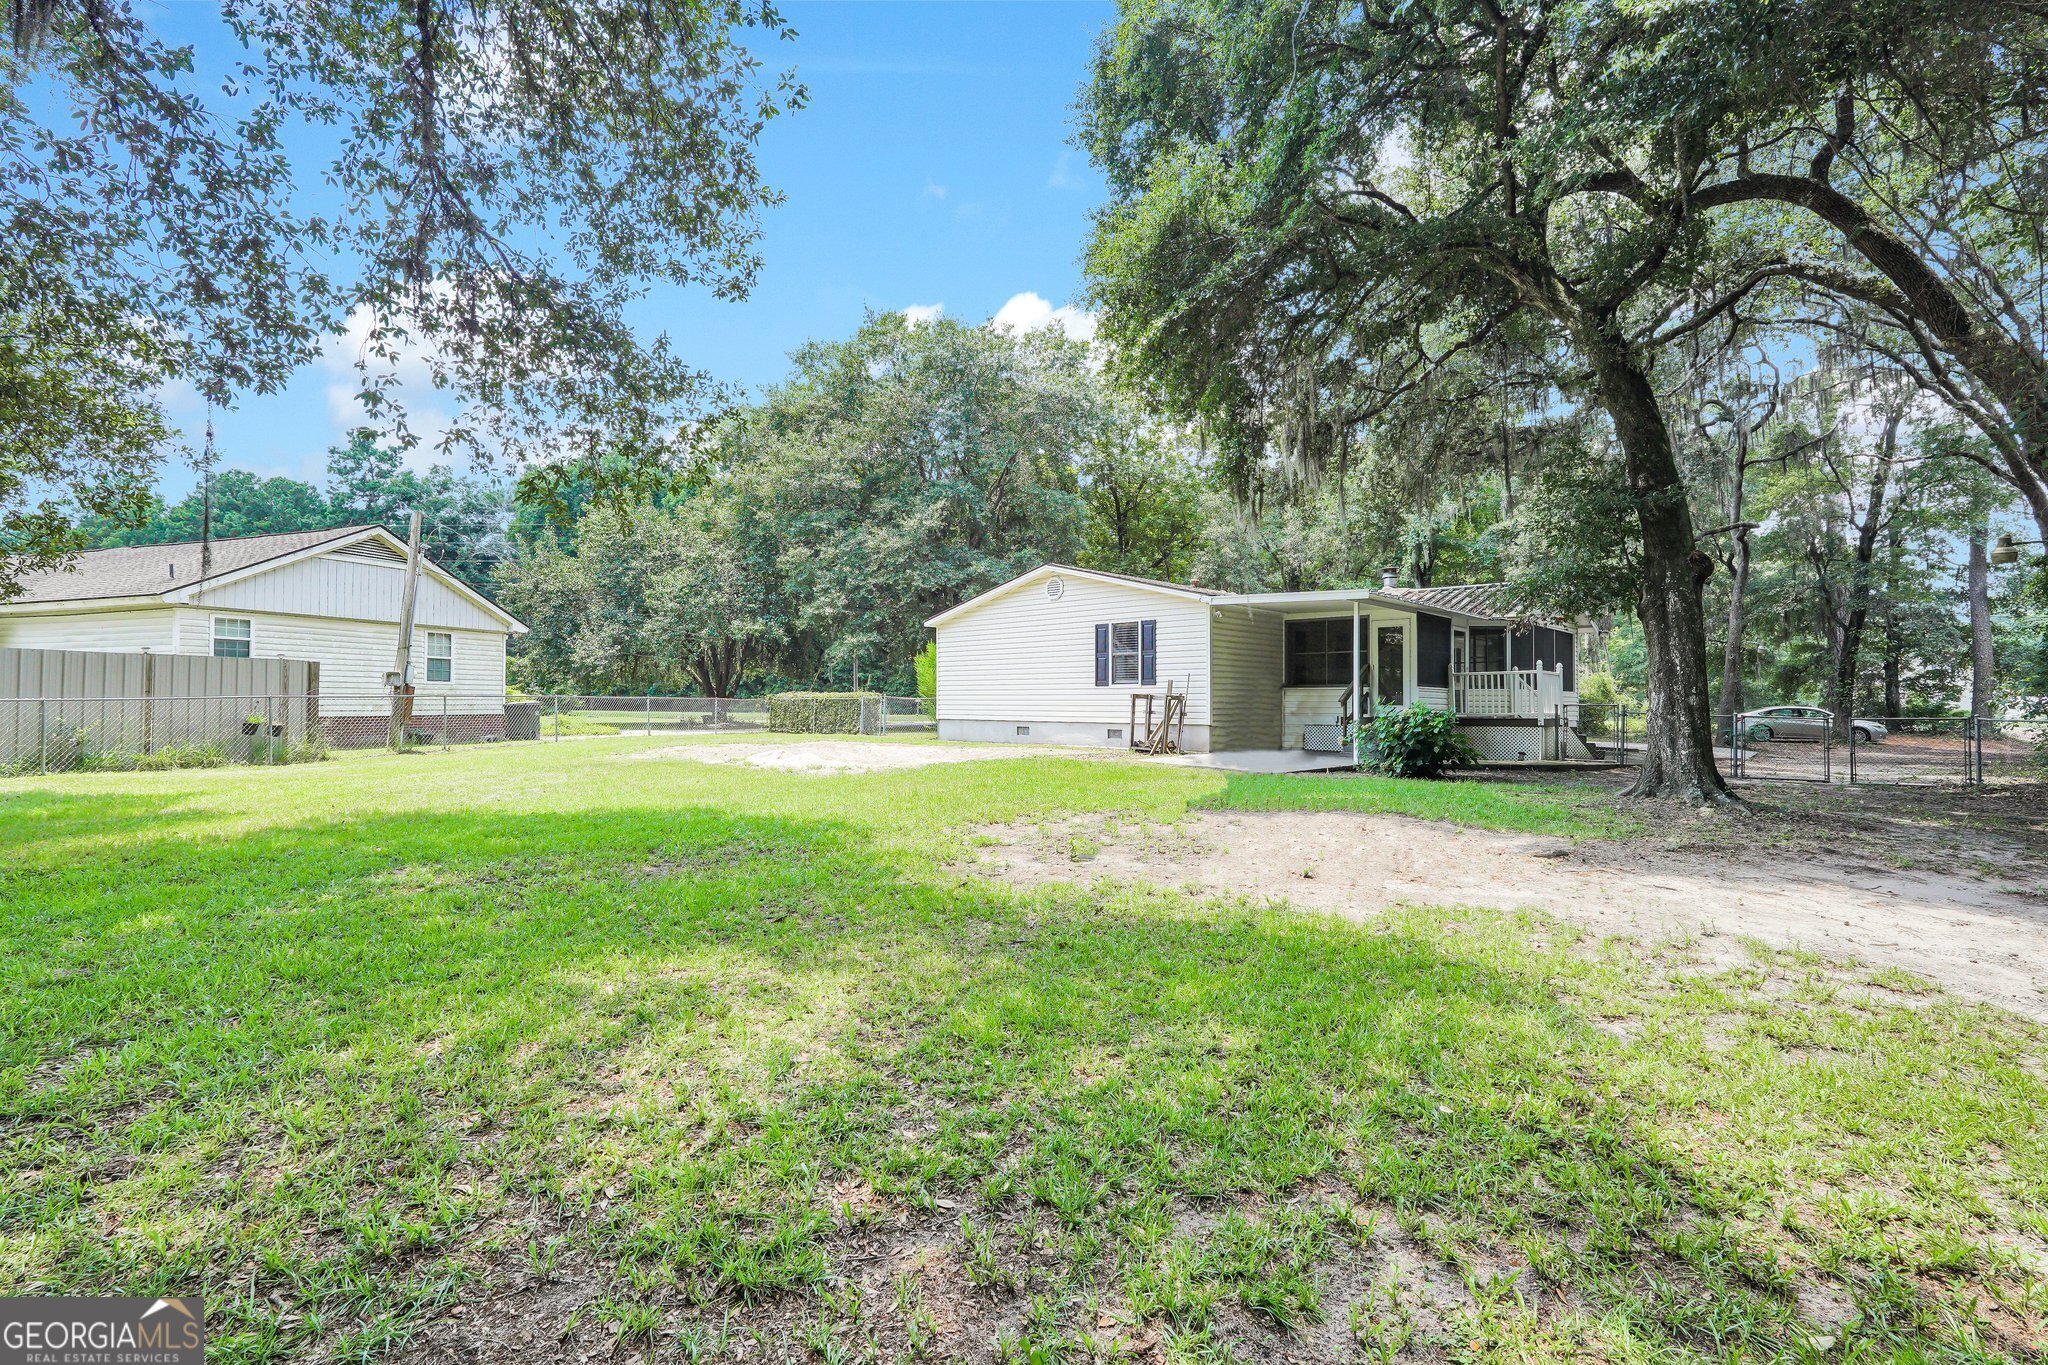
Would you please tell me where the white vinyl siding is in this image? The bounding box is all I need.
[0,607,177,655]
[1207,607,1283,751]
[194,550,509,633]
[172,609,506,715]
[935,575,1212,730]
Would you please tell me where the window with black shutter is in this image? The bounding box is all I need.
[1096,620,1156,685]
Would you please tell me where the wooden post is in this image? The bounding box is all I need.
[141,649,155,756]
[387,512,424,750]
[1350,600,1362,766]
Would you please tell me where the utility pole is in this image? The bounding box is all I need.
[386,511,424,750]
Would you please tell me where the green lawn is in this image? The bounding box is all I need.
[1,739,2040,1362]
[1196,770,1644,838]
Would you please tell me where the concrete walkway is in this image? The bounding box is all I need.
[1154,748,1355,775]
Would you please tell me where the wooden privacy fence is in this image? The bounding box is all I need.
[0,647,320,771]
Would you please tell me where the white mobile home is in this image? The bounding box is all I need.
[0,526,525,741]
[924,564,1585,761]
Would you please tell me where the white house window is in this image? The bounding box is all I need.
[212,617,252,658]
[1110,622,1141,683]
[425,631,453,683]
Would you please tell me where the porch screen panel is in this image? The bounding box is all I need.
[1510,629,1535,670]
[1470,629,1507,673]
[1415,613,1452,689]
[1375,626,1404,705]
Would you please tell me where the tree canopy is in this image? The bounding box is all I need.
[3,0,801,590]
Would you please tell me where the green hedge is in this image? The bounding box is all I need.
[767,691,884,735]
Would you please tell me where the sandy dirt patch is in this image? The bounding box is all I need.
[630,739,1090,775]
[970,800,2048,1022]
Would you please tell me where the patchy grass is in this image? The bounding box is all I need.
[1195,769,1644,838]
[0,740,2040,1362]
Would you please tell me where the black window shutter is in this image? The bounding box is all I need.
[1139,619,1157,685]
[1094,624,1110,686]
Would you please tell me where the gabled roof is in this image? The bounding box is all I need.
[3,525,526,633]
[924,563,1220,628]
[9,526,368,603]
[925,565,1580,632]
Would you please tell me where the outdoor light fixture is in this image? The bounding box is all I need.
[1991,532,2046,566]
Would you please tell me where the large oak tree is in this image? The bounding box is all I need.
[1082,0,1771,799]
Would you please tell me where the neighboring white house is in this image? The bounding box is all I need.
[0,526,526,738]
[924,564,1585,760]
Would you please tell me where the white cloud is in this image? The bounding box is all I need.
[989,291,1098,344]
[1047,151,1080,190]
[922,180,948,200]
[902,303,945,326]
[318,302,456,467]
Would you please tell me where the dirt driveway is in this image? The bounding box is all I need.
[970,777,2048,1021]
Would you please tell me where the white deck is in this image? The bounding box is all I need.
[1154,748,1354,775]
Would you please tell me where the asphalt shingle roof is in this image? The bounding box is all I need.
[8,526,373,604]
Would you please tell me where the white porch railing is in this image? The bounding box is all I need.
[1453,667,1565,718]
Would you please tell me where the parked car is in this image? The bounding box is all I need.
[1736,706,1887,743]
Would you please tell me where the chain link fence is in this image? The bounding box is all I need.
[1548,707,2048,787]
[1,691,941,774]
[7,686,2042,785]
[1722,714,2048,786]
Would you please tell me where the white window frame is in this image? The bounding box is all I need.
[211,615,253,659]
[423,630,454,684]
[1109,621,1142,684]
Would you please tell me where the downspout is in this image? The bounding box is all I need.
[1350,598,1362,768]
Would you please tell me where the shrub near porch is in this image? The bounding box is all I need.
[0,741,2040,1361]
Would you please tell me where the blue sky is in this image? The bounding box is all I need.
[156,0,1116,496]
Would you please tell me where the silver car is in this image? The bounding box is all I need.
[1738,706,1887,743]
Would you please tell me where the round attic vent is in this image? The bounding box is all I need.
[1045,575,1066,601]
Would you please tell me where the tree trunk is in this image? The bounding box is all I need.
[1969,519,1996,718]
[1881,611,1904,718]
[1581,328,1731,801]
[1829,425,1896,739]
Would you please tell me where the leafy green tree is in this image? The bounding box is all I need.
[1076,416,1206,582]
[323,432,509,590]
[75,471,331,548]
[645,494,787,698]
[69,430,509,591]
[1080,0,1786,798]
[4,0,801,589]
[495,509,676,695]
[726,312,1090,688]
[1644,2,2048,545]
